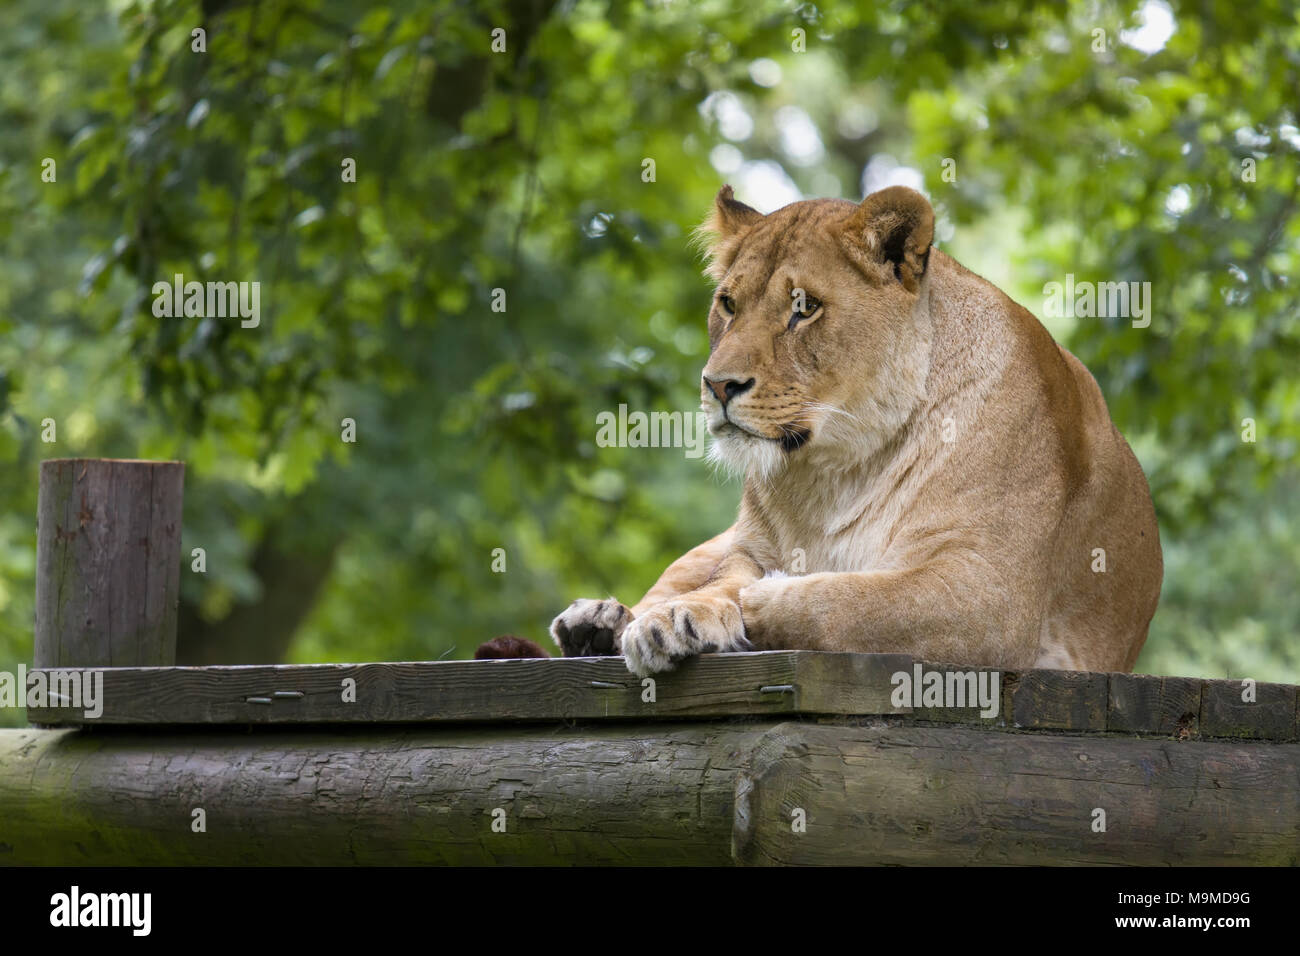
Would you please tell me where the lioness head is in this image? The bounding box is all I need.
[697,185,936,478]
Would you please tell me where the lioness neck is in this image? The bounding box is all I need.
[739,249,1020,565]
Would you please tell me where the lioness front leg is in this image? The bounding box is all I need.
[620,551,762,676]
[739,563,1038,669]
[549,529,734,658]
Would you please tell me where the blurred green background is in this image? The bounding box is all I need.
[1,0,1297,725]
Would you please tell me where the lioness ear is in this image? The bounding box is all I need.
[838,186,935,293]
[696,185,763,280]
[709,184,763,236]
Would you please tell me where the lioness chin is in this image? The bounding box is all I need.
[552,185,1162,677]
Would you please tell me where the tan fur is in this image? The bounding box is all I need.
[551,186,1162,677]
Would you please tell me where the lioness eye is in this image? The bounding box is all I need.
[788,296,821,329]
[718,294,736,315]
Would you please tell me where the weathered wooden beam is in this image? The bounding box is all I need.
[1108,673,1203,736]
[0,724,763,866]
[733,722,1300,866]
[23,652,909,725]
[1010,669,1108,730]
[4,719,1297,866]
[34,458,184,668]
[1200,678,1299,739]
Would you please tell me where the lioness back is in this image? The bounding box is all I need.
[924,251,1162,670]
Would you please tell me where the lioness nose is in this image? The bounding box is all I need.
[704,376,755,406]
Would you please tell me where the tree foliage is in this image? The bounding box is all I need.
[1,0,1297,726]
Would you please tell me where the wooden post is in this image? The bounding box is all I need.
[34,458,184,668]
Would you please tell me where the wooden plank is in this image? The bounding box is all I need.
[792,652,914,715]
[1108,674,1203,736]
[0,724,763,865]
[1200,679,1299,740]
[34,458,184,668]
[25,654,1300,734]
[27,651,906,726]
[732,722,1300,866]
[892,660,1008,724]
[1010,669,1108,731]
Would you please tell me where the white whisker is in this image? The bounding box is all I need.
[801,401,864,428]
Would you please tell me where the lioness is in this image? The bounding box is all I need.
[552,185,1162,677]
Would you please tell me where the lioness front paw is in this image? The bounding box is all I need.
[550,598,633,657]
[738,576,786,644]
[620,597,751,676]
